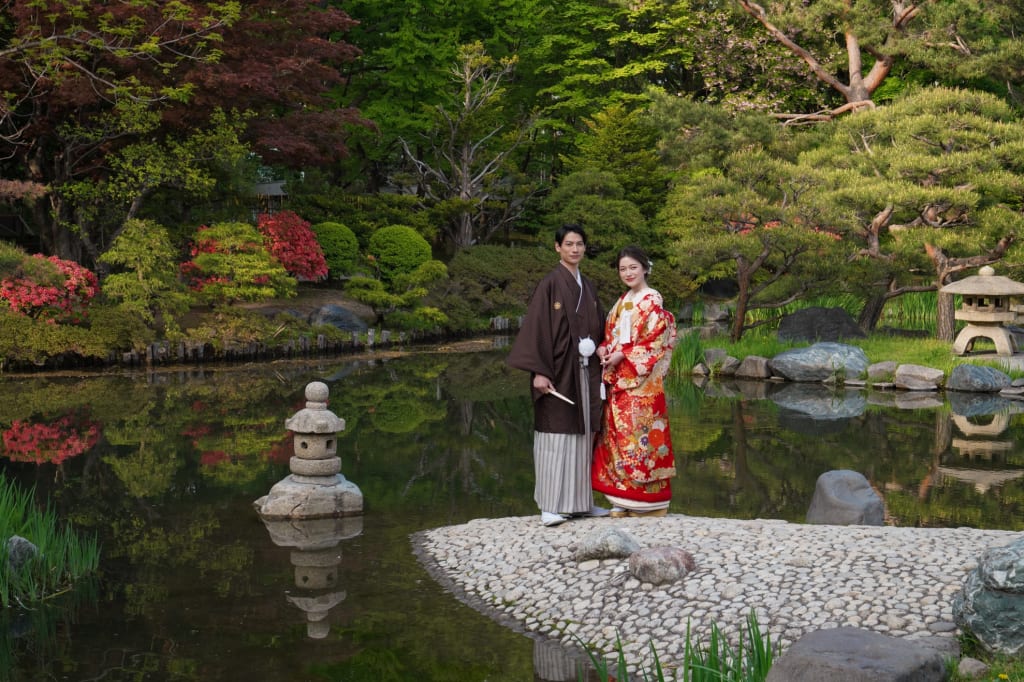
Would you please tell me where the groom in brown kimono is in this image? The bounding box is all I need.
[507,224,609,526]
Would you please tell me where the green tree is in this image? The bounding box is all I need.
[733,0,1024,118]
[0,1,242,262]
[560,103,669,220]
[543,170,652,259]
[98,219,191,335]
[400,42,536,252]
[660,147,853,341]
[792,87,1024,337]
[334,0,549,190]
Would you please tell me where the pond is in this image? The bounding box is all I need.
[2,343,1023,681]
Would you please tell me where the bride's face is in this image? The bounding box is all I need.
[618,256,646,291]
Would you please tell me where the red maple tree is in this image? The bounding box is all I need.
[256,212,328,281]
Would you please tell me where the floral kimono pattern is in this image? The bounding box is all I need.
[592,288,677,503]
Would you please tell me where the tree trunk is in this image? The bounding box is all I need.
[935,290,956,342]
[730,272,750,343]
[857,291,888,333]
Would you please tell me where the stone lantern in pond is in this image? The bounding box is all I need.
[940,266,1024,356]
[254,381,363,519]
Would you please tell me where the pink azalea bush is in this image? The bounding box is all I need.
[0,255,99,324]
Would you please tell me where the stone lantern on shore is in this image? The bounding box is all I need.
[941,266,1024,356]
[254,381,363,519]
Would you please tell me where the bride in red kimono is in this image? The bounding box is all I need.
[593,245,677,518]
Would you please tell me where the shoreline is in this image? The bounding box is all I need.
[413,514,1020,675]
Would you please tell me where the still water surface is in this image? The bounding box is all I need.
[2,345,1023,680]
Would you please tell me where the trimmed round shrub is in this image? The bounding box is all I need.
[368,225,432,281]
[311,221,360,277]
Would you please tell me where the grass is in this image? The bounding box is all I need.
[578,611,777,681]
[0,474,100,608]
[946,632,1024,682]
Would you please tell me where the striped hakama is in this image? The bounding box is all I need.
[533,431,592,515]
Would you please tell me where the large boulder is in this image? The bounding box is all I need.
[777,306,866,343]
[769,342,869,382]
[953,536,1024,655]
[946,365,1012,393]
[806,470,884,526]
[765,627,947,682]
[309,304,369,332]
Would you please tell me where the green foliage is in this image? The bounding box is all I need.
[0,475,100,608]
[98,218,191,333]
[578,611,777,681]
[560,103,670,220]
[544,170,653,259]
[182,221,297,304]
[285,183,437,246]
[311,221,361,277]
[0,241,26,279]
[368,225,433,282]
[660,146,854,341]
[345,258,449,330]
[670,329,705,377]
[84,303,158,353]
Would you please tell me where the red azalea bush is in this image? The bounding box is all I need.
[256,211,328,281]
[2,414,101,464]
[0,255,99,323]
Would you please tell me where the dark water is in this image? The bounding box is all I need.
[2,345,1023,681]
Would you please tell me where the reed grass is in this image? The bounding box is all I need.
[0,474,100,608]
[578,611,777,681]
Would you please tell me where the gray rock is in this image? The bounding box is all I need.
[771,383,866,420]
[704,348,728,366]
[893,364,945,391]
[957,657,989,679]
[627,546,695,585]
[309,304,368,332]
[946,364,1012,393]
[867,360,898,382]
[952,536,1024,655]
[777,306,866,343]
[734,355,772,379]
[806,470,884,526]
[765,627,947,682]
[719,356,741,376]
[6,535,38,572]
[768,342,869,382]
[572,528,642,562]
[703,302,731,322]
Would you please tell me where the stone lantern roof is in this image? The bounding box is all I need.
[940,266,1024,296]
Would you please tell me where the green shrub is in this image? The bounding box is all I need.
[98,218,190,331]
[181,221,296,304]
[368,225,433,282]
[312,221,360,277]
